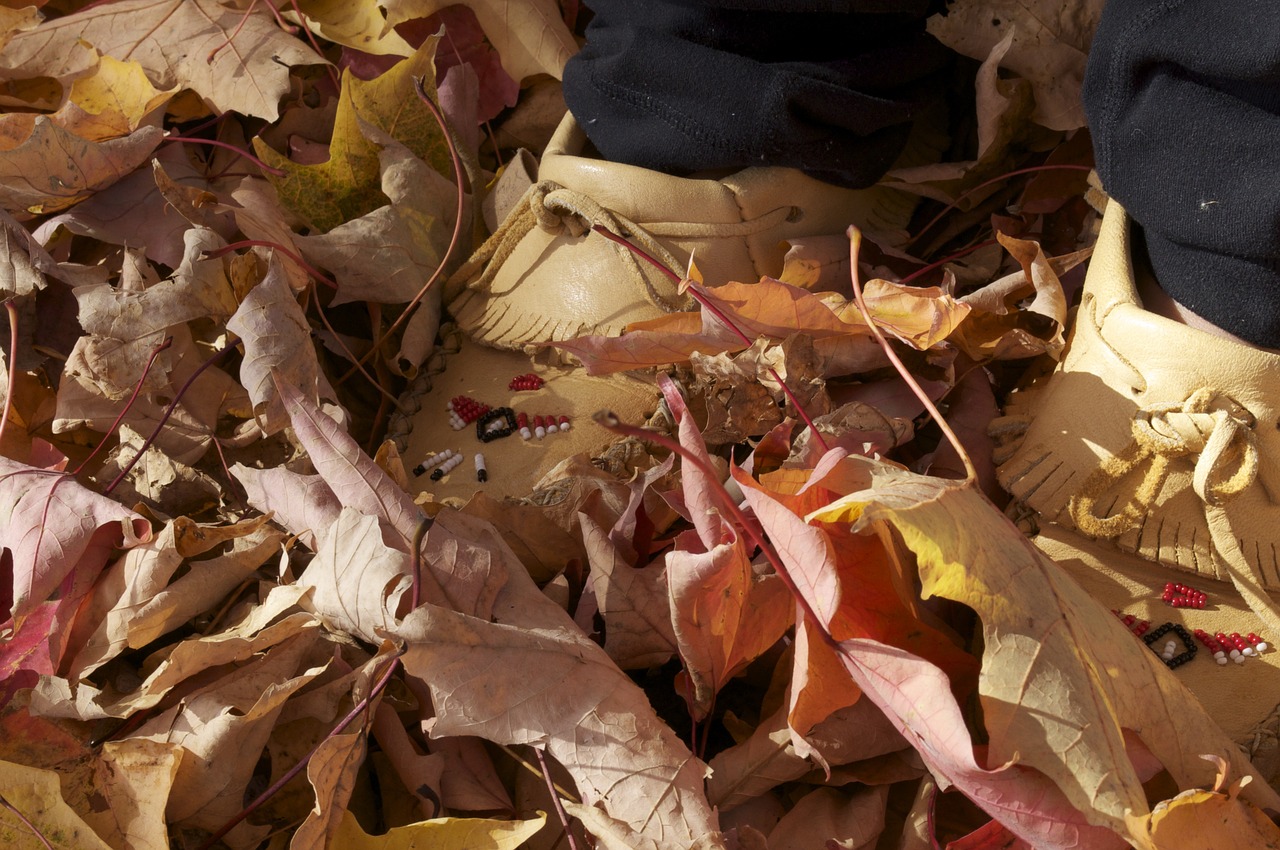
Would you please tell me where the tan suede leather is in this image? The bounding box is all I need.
[996,200,1280,766]
[999,202,1280,593]
[401,333,659,502]
[445,114,920,348]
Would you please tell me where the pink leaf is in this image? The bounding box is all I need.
[0,456,150,624]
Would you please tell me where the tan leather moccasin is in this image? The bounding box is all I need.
[995,200,1280,769]
[443,113,922,349]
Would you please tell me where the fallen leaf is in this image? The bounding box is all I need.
[56,54,176,141]
[0,759,114,849]
[926,0,1102,131]
[579,506,677,669]
[808,459,1280,846]
[765,785,887,850]
[254,35,450,231]
[66,515,283,679]
[395,597,723,848]
[330,808,546,849]
[134,630,327,849]
[299,507,413,636]
[84,739,183,850]
[382,0,576,82]
[227,252,323,434]
[231,464,341,552]
[291,0,413,56]
[0,119,162,217]
[32,146,233,270]
[0,0,324,120]
[0,456,150,624]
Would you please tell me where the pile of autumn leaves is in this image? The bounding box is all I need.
[2,1,1280,849]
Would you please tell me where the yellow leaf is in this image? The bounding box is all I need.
[252,36,449,231]
[63,54,176,141]
[253,71,387,232]
[292,0,414,55]
[811,460,1280,844]
[331,809,547,849]
[1146,785,1280,849]
[0,759,114,849]
[346,33,450,174]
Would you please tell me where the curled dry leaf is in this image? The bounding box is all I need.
[926,0,1103,131]
[66,515,283,679]
[228,252,323,434]
[134,630,327,850]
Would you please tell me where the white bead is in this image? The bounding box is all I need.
[1217,656,1229,665]
[534,425,546,439]
[1257,642,1269,652]
[519,427,532,440]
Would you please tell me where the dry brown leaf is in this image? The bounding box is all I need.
[227,252,324,434]
[396,595,723,848]
[765,785,887,850]
[67,515,283,679]
[381,0,576,82]
[579,506,677,669]
[0,119,161,217]
[134,631,327,850]
[84,739,183,850]
[300,507,413,636]
[0,0,323,120]
[289,650,393,850]
[926,0,1102,131]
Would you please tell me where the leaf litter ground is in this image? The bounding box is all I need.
[1,2,1277,849]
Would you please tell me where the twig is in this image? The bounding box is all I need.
[105,339,234,495]
[196,650,403,850]
[0,791,53,849]
[0,299,19,454]
[72,335,173,477]
[847,227,975,483]
[536,748,583,850]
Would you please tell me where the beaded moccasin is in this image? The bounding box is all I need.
[442,113,923,349]
[994,200,1280,771]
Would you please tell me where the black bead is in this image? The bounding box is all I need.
[430,468,445,481]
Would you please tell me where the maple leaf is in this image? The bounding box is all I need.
[0,119,161,217]
[227,252,325,434]
[927,0,1102,131]
[254,35,451,232]
[0,456,150,626]
[381,0,577,82]
[291,0,414,56]
[0,0,324,121]
[806,460,1280,847]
